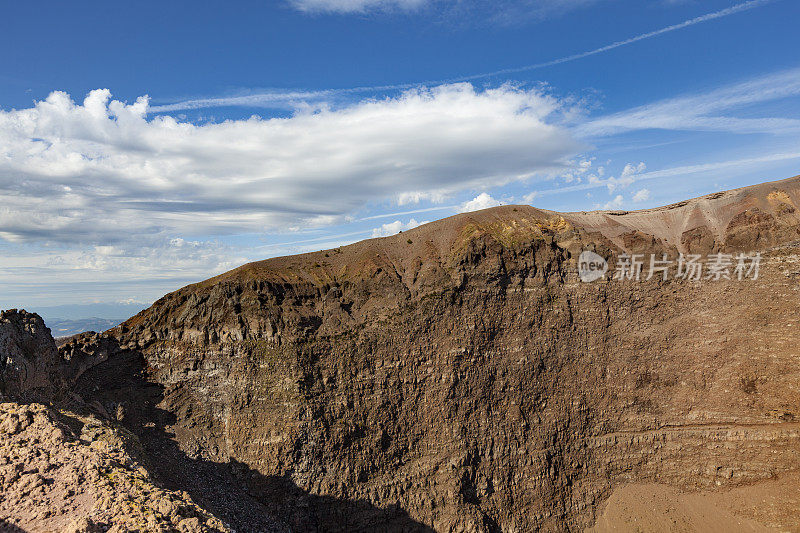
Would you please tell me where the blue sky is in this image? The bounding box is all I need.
[1,0,799,315]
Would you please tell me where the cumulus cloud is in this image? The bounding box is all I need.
[0,85,579,246]
[371,218,427,237]
[290,0,428,13]
[554,157,594,185]
[459,193,505,213]
[632,188,650,202]
[596,194,624,210]
[606,162,646,192]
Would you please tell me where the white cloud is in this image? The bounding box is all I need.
[530,150,800,201]
[0,85,579,246]
[150,89,340,113]
[289,0,428,13]
[0,236,246,307]
[632,188,650,202]
[596,194,624,210]
[622,162,646,178]
[581,67,800,137]
[606,161,646,192]
[557,157,594,184]
[446,0,603,25]
[459,193,506,213]
[286,0,768,35]
[523,191,539,204]
[289,0,605,17]
[118,297,146,305]
[371,218,427,237]
[357,205,457,221]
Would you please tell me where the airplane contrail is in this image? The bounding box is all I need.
[150,0,776,112]
[457,0,775,81]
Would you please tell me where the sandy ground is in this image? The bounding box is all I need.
[589,474,800,532]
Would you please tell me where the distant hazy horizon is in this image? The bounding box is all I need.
[28,302,148,323]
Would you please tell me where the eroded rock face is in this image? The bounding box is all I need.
[16,174,794,532]
[58,331,120,385]
[57,176,800,532]
[0,310,60,399]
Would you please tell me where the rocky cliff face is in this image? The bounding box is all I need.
[14,176,800,531]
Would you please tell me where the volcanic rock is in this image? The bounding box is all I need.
[6,175,800,531]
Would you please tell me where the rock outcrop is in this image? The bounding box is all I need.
[0,310,61,400]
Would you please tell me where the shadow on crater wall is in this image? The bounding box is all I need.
[69,342,435,533]
[0,520,28,533]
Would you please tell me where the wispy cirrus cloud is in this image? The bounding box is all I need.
[288,0,604,17]
[466,0,775,78]
[155,0,772,113]
[436,0,605,25]
[534,150,800,199]
[289,0,429,13]
[287,0,748,26]
[149,89,339,113]
[580,67,800,137]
